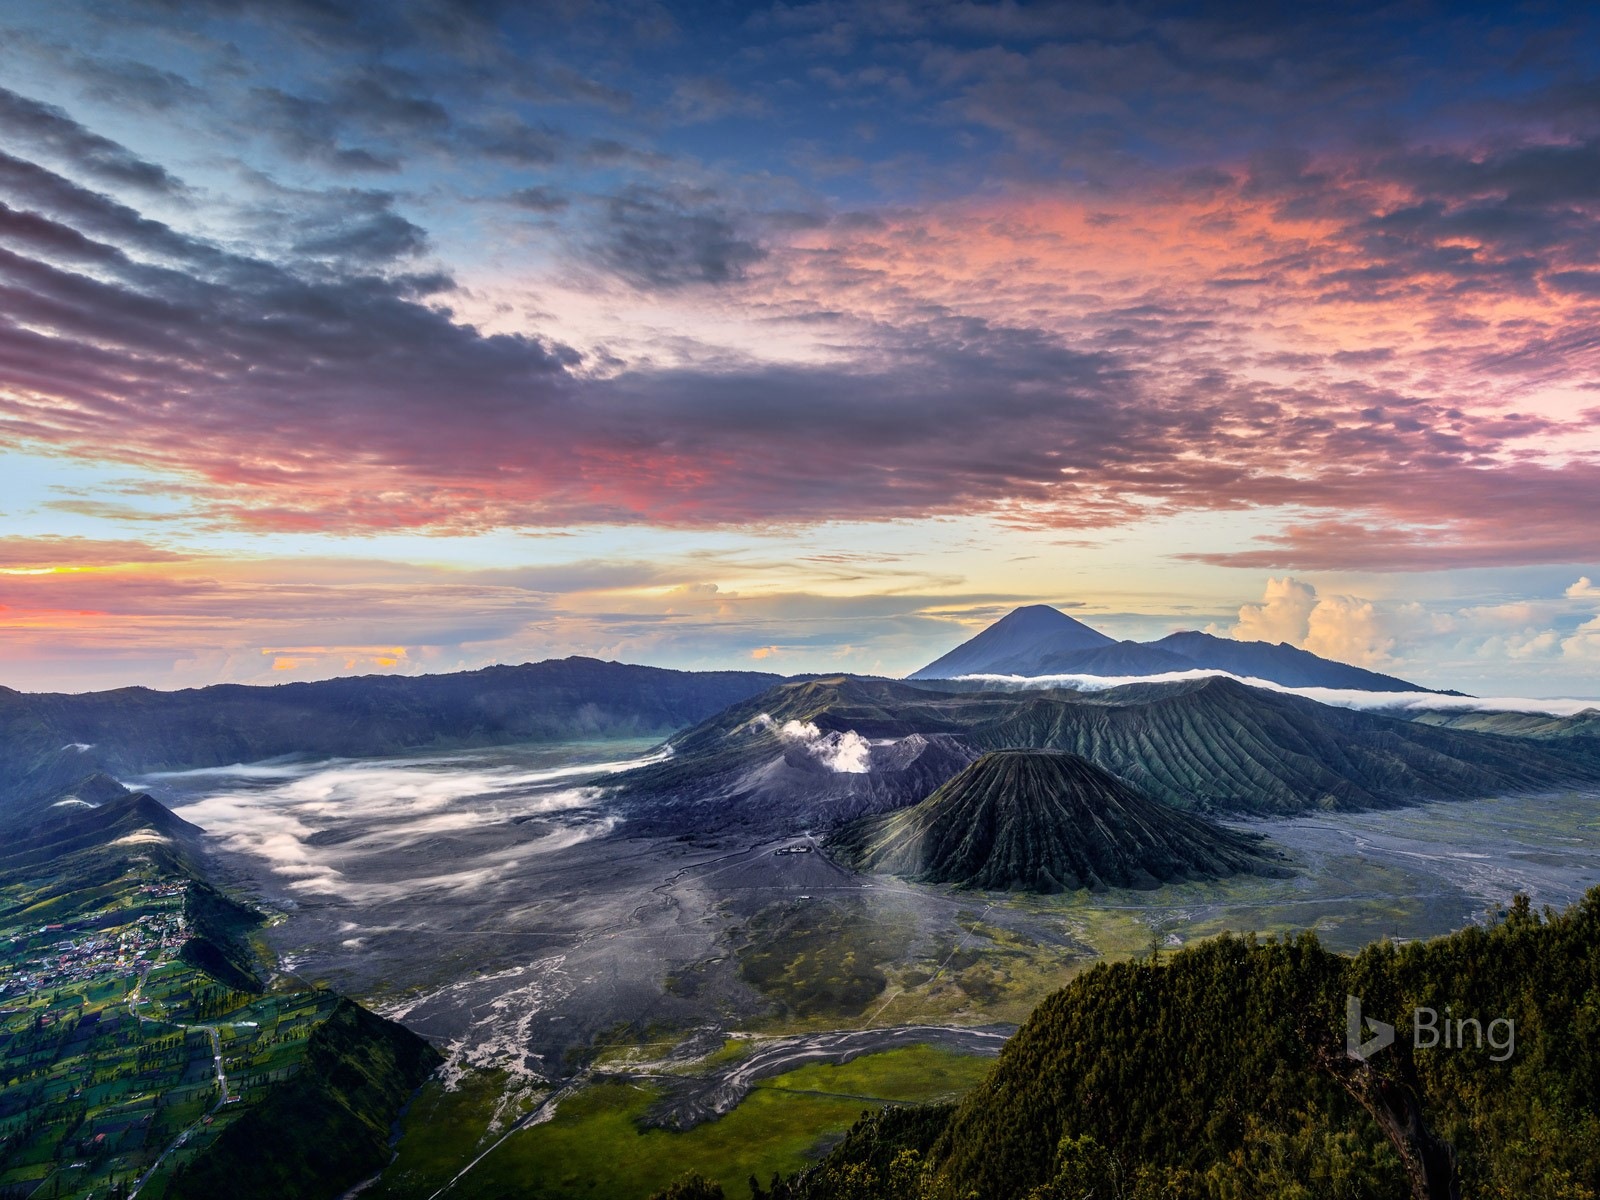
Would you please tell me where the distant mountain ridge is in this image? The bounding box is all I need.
[911,605,1116,678]
[909,606,1438,693]
[0,657,781,831]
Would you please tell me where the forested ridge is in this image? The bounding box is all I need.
[663,887,1600,1200]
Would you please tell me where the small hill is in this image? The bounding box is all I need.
[908,606,1115,679]
[165,999,441,1200]
[830,750,1280,891]
[0,790,199,876]
[0,791,209,931]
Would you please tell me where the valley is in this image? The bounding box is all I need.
[5,645,1599,1199]
[125,736,1600,1200]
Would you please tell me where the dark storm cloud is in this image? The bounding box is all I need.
[5,125,1590,563]
[504,186,570,213]
[592,186,766,288]
[106,0,656,101]
[333,66,452,136]
[1382,139,1600,208]
[240,68,578,175]
[1,5,1598,569]
[114,0,486,53]
[466,117,566,166]
[291,205,430,263]
[0,135,1179,533]
[69,57,204,113]
[246,88,403,173]
[756,0,1430,171]
[1547,270,1600,297]
[0,87,185,194]
[0,148,223,267]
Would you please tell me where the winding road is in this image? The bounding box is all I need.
[125,966,257,1198]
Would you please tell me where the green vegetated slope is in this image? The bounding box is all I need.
[830,750,1283,891]
[1406,706,1600,741]
[163,999,439,1200]
[0,658,781,831]
[0,792,440,1200]
[620,675,1600,821]
[965,675,1600,814]
[766,889,1600,1200]
[176,880,267,993]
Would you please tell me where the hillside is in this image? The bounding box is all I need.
[964,674,1600,813]
[165,999,442,1200]
[1406,706,1600,740]
[771,890,1600,1200]
[615,677,982,832]
[830,750,1281,891]
[0,789,206,928]
[0,787,440,1200]
[616,674,1600,825]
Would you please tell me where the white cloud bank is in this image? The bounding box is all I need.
[1226,576,1407,666]
[153,747,666,900]
[744,712,873,772]
[956,669,1600,718]
[1215,575,1600,680]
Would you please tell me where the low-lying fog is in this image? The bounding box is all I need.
[960,670,1600,718]
[141,741,668,903]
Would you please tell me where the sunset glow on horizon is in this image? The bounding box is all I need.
[1,1,1598,695]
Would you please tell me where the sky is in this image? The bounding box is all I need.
[0,0,1598,696]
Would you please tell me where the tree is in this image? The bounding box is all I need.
[649,1173,727,1200]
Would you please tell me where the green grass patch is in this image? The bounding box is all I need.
[697,1038,754,1070]
[735,900,918,1020]
[367,1069,547,1200]
[435,1045,990,1200]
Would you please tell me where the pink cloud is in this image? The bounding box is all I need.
[2,120,1598,569]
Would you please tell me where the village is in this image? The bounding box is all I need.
[0,883,189,1001]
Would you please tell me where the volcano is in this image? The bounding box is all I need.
[830,748,1282,892]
